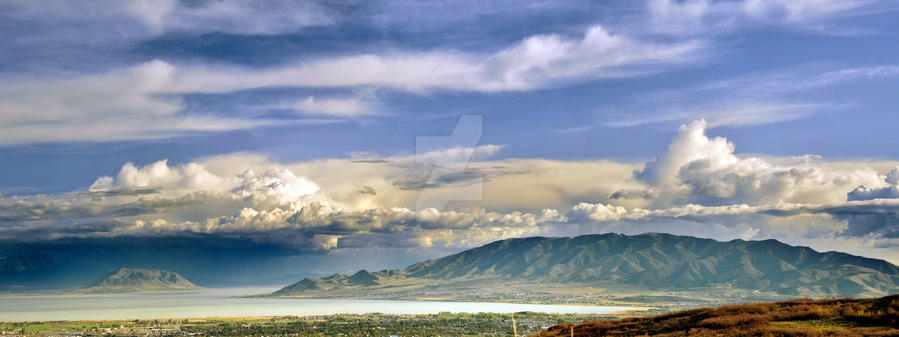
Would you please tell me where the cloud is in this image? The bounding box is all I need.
[73,144,511,215]
[638,119,743,185]
[119,205,565,250]
[0,144,628,253]
[96,159,226,193]
[4,0,334,38]
[129,0,334,35]
[0,193,565,252]
[848,186,899,201]
[0,194,192,224]
[91,159,321,206]
[797,65,899,89]
[88,177,115,192]
[565,200,799,224]
[294,96,375,117]
[605,102,821,128]
[847,166,899,201]
[813,200,899,239]
[0,60,274,144]
[285,155,642,213]
[232,169,320,205]
[0,24,703,144]
[162,25,702,93]
[410,145,505,165]
[740,0,876,23]
[6,121,899,264]
[609,188,658,200]
[570,119,899,262]
[604,64,899,128]
[647,0,885,35]
[634,119,884,205]
[886,166,899,185]
[696,65,899,97]
[8,181,899,262]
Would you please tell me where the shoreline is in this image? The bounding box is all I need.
[1,309,635,324]
[256,293,657,309]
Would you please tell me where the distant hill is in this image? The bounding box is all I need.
[78,268,198,293]
[271,269,406,296]
[537,294,899,336]
[274,233,899,299]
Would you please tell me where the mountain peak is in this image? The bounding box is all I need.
[347,269,378,286]
[79,268,198,293]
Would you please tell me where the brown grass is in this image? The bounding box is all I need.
[534,294,899,337]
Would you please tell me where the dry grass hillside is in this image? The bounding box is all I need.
[535,295,899,337]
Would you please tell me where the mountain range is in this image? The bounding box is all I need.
[273,233,899,299]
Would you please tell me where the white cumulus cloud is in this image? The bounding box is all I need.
[634,119,883,205]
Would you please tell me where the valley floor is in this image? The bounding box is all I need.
[0,312,614,337]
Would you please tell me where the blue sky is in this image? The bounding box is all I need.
[2,0,899,285]
[2,0,899,194]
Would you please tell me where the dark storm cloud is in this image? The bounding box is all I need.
[610,188,656,200]
[847,186,899,201]
[0,196,194,223]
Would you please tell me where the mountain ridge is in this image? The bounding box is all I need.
[273,233,899,299]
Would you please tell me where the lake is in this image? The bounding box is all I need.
[0,287,631,321]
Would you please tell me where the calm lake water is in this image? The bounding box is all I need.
[0,287,630,321]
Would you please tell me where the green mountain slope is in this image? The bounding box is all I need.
[275,233,899,298]
[78,268,198,293]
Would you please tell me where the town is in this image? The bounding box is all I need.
[0,312,616,337]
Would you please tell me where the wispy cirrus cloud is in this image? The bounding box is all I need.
[694,65,899,96]
[647,0,892,35]
[0,25,704,145]
[3,0,335,38]
[603,64,899,128]
[159,25,703,93]
[604,102,822,128]
[294,96,377,117]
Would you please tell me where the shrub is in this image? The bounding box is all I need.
[697,314,769,329]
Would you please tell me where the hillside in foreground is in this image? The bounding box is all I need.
[536,295,899,337]
[274,233,899,301]
[77,268,198,293]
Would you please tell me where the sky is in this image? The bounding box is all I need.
[2,0,899,286]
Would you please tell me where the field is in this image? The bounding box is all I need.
[536,294,899,336]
